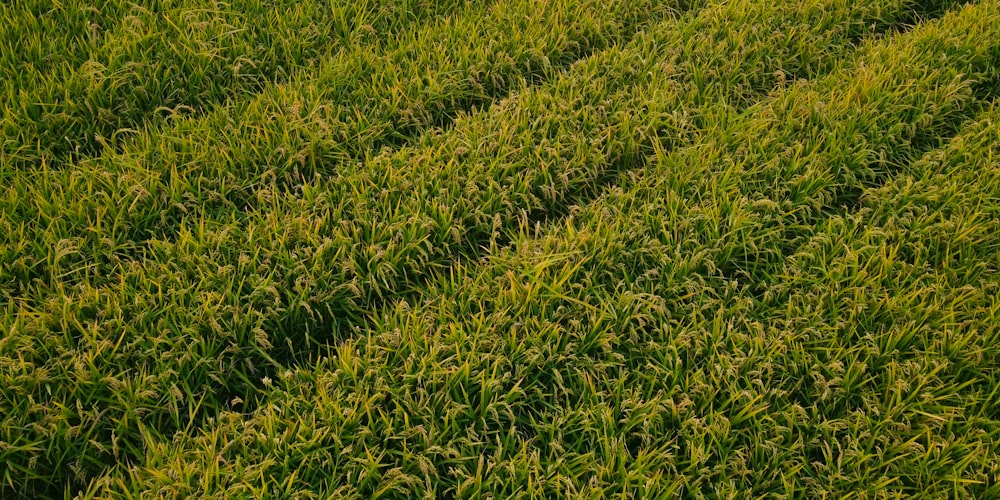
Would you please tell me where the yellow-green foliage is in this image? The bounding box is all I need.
[1,0,998,497]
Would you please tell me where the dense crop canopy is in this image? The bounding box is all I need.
[1,0,997,497]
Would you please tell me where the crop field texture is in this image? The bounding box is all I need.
[1,0,999,497]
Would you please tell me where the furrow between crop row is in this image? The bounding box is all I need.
[75,2,1000,497]
[1,0,477,168]
[1,0,691,302]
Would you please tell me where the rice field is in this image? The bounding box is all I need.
[1,0,999,497]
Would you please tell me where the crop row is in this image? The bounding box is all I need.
[0,0,947,495]
[83,1,1000,496]
[1,0,475,166]
[1,0,689,302]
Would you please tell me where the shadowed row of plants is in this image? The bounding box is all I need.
[1,0,692,301]
[1,0,477,168]
[0,0,949,496]
[78,2,1000,496]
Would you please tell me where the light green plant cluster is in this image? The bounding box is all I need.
[1,0,998,497]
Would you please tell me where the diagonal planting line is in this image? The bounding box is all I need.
[411,2,1000,494]
[1,0,691,304]
[292,0,972,355]
[0,0,966,496]
[387,0,1000,479]
[0,0,698,495]
[81,2,1000,497]
[847,100,1000,275]
[24,0,964,496]
[1,0,482,301]
[529,3,1000,434]
[0,0,480,169]
[730,89,1000,298]
[739,102,1000,496]
[212,0,957,355]
[684,25,1000,298]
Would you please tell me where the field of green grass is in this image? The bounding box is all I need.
[1,0,998,497]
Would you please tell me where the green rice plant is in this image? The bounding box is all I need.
[76,2,1000,496]
[1,0,475,168]
[1,0,961,497]
[0,0,690,302]
[1,1,132,84]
